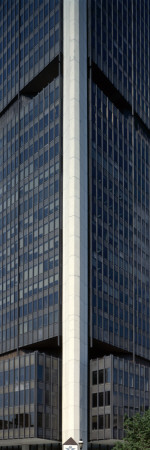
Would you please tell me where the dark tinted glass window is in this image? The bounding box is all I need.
[105,368,110,382]
[92,371,97,385]
[99,392,104,406]
[99,369,104,384]
[105,391,110,405]
[99,415,103,429]
[92,415,97,430]
[92,393,97,407]
[105,414,110,428]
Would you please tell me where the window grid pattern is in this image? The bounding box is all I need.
[0,77,62,354]
[90,356,111,441]
[90,0,150,128]
[0,352,61,441]
[90,83,150,361]
[90,356,150,441]
[0,0,62,112]
[0,352,35,440]
[113,356,150,440]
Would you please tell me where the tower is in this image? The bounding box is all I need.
[0,1,150,449]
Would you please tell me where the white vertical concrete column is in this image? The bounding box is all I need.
[63,0,88,449]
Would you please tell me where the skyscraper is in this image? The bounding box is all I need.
[0,0,150,449]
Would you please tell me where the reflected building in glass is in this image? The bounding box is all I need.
[0,0,150,449]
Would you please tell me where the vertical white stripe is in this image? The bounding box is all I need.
[63,0,88,448]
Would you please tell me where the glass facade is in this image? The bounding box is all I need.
[88,0,150,444]
[0,0,62,446]
[90,356,150,441]
[0,0,62,111]
[0,77,62,354]
[89,1,150,360]
[89,83,150,360]
[0,0,150,446]
[0,352,61,441]
[89,0,150,127]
